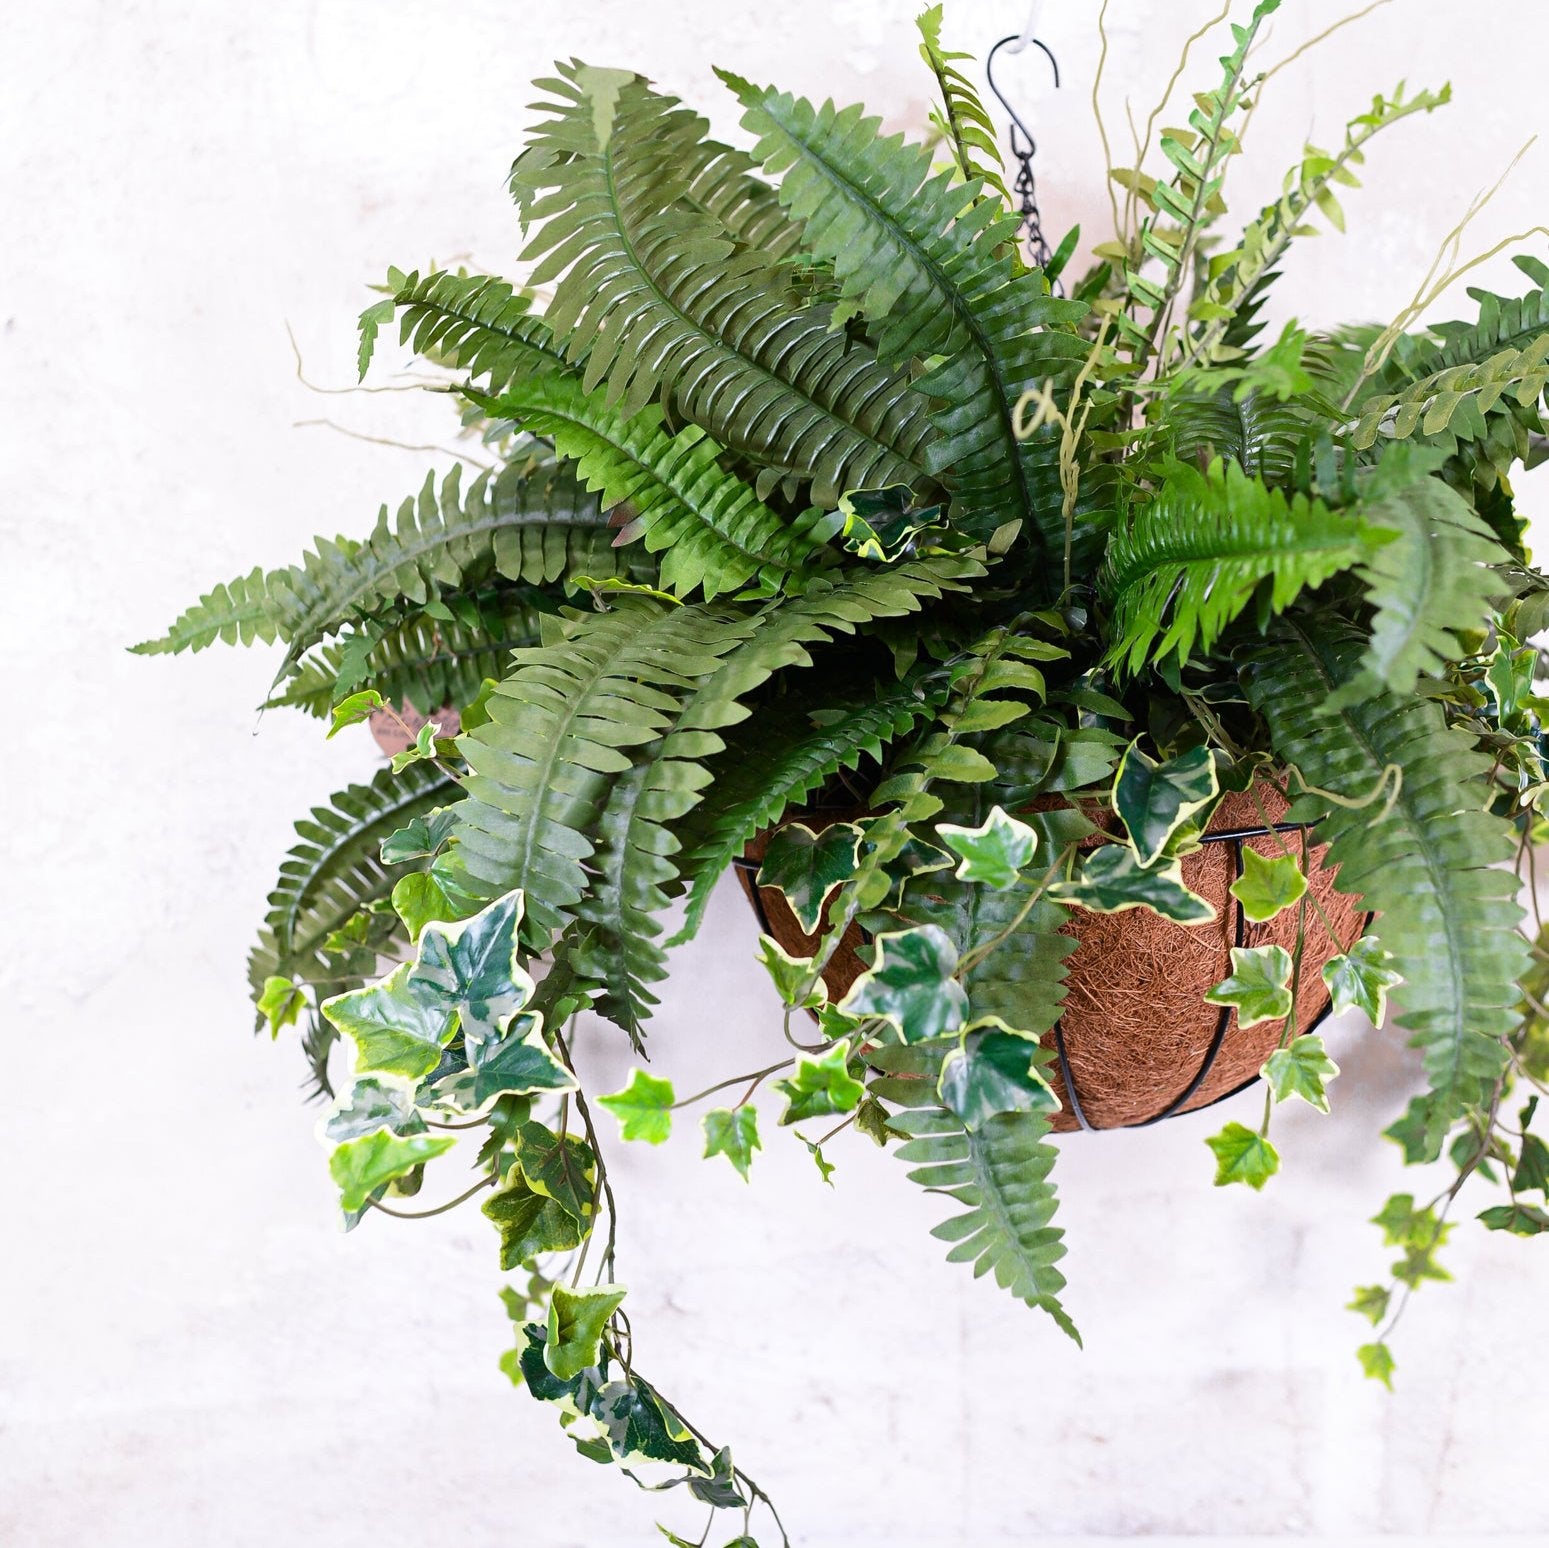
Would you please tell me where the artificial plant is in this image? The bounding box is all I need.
[138,2,1549,1537]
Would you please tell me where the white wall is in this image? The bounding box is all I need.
[6,2,1549,1544]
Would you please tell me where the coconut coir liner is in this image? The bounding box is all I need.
[737,788,1368,1132]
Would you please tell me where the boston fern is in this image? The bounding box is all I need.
[138,2,1549,1535]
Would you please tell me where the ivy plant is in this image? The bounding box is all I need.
[138,4,1549,1537]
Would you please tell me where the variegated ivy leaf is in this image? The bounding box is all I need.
[804,1137,837,1184]
[1347,1284,1391,1326]
[597,1069,675,1144]
[838,483,949,562]
[1478,1202,1549,1235]
[1113,741,1220,865]
[757,821,864,934]
[1262,1033,1340,1112]
[1205,1120,1280,1190]
[773,1040,864,1125]
[327,688,383,737]
[390,718,443,773]
[515,1122,598,1222]
[838,924,969,1043]
[1322,936,1403,1023]
[319,1076,421,1144]
[937,1018,1059,1129]
[257,974,305,1037]
[380,805,457,865]
[755,934,827,1009]
[1229,846,1307,923]
[1050,844,1216,925]
[703,1106,760,1181]
[323,961,458,1081]
[466,1013,575,1109]
[816,1001,865,1041]
[391,872,452,942]
[329,1128,455,1214]
[546,1283,628,1381]
[410,892,533,1050]
[1206,945,1294,1028]
[936,806,1039,890]
[483,1177,587,1270]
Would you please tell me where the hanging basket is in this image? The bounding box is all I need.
[735,788,1369,1132]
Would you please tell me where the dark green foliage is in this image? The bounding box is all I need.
[722,70,1097,556]
[1242,617,1528,1151]
[247,760,456,1008]
[511,65,936,505]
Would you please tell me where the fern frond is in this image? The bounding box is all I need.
[916,6,1012,206]
[131,566,281,656]
[720,69,1094,554]
[1327,469,1511,705]
[1242,616,1527,1151]
[670,668,948,947]
[135,463,618,659]
[510,65,936,505]
[469,379,834,600]
[247,761,455,1004]
[267,592,546,718]
[1161,386,1316,483]
[1101,458,1383,675]
[875,1044,1075,1339]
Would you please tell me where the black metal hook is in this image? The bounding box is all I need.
[985,33,1060,273]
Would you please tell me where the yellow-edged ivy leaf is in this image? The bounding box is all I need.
[804,1137,836,1185]
[257,974,306,1037]
[379,805,457,864]
[1206,945,1294,1027]
[755,934,827,1009]
[936,805,1038,889]
[514,1122,597,1222]
[319,1075,419,1143]
[545,1282,628,1381]
[390,718,441,773]
[938,1019,1059,1129]
[1478,1201,1549,1235]
[322,961,457,1080]
[838,924,968,1043]
[703,1105,760,1181]
[1262,1032,1340,1112]
[327,688,383,737]
[1205,1120,1280,1190]
[468,1014,576,1108]
[483,1177,586,1269]
[1322,936,1403,1023]
[391,872,453,942]
[757,822,864,934]
[329,1128,455,1213]
[855,1094,906,1146]
[1229,847,1307,923]
[1347,1284,1391,1326]
[774,1041,864,1126]
[1112,741,1220,865]
[598,1069,675,1144]
[410,891,533,1051]
[1357,1341,1396,1390]
[1050,843,1216,924]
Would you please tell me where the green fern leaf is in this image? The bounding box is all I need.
[875,1044,1075,1338]
[1102,458,1383,675]
[916,6,1013,205]
[247,760,455,1005]
[1162,386,1317,484]
[1242,617,1527,1152]
[267,592,546,718]
[1327,468,1510,705]
[720,69,1095,554]
[509,64,936,505]
[136,463,619,659]
[131,566,282,656]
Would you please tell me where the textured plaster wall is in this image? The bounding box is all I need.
[6,2,1549,1544]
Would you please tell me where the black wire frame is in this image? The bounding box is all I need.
[735,819,1373,1133]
